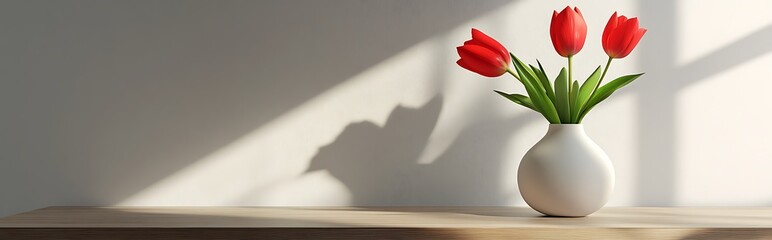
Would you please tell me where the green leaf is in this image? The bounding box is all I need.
[530,63,556,105]
[494,90,537,112]
[512,55,540,83]
[553,68,570,123]
[508,53,525,84]
[512,55,561,123]
[578,73,644,121]
[512,61,544,112]
[569,80,580,122]
[575,66,603,117]
[537,61,554,99]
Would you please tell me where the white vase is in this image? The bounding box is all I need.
[517,124,614,217]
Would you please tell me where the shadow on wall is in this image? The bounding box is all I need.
[305,96,538,206]
[0,0,512,216]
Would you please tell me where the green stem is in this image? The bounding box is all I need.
[506,68,521,82]
[567,56,574,122]
[567,55,573,92]
[598,57,613,87]
[578,57,613,123]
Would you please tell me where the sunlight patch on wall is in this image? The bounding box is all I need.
[676,0,772,65]
[240,170,352,205]
[676,52,772,206]
[118,38,443,206]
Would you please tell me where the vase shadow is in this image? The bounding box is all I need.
[305,95,540,207]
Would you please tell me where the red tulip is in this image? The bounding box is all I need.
[456,28,511,77]
[550,6,587,57]
[602,12,647,59]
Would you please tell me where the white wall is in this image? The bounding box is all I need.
[2,0,771,217]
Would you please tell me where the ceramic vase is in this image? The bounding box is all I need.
[518,124,614,217]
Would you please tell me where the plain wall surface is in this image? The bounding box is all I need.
[2,0,771,217]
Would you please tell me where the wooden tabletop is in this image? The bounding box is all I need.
[1,207,771,239]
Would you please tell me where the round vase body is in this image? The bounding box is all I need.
[518,124,614,217]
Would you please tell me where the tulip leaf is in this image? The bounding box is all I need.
[537,60,554,98]
[512,55,560,123]
[530,62,556,105]
[511,55,546,92]
[569,80,580,122]
[511,54,546,93]
[578,73,644,122]
[553,68,570,123]
[494,90,537,112]
[512,60,544,111]
[507,53,525,84]
[574,66,603,121]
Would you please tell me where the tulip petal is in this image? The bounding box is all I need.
[617,15,628,26]
[602,12,618,49]
[470,28,510,63]
[456,59,475,74]
[457,45,506,77]
[607,17,639,57]
[618,28,647,58]
[465,40,509,64]
[553,7,574,56]
[550,10,567,57]
[572,9,587,53]
[457,59,502,77]
[561,7,576,55]
[457,45,505,68]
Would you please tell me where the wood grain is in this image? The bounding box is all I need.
[1,207,770,239]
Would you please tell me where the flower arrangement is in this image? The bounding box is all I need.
[456,6,647,124]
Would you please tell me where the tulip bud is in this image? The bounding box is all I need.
[602,12,647,59]
[456,28,511,77]
[550,6,587,58]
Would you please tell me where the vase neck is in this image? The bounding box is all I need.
[546,124,586,135]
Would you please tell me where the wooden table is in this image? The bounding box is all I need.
[1,207,770,239]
